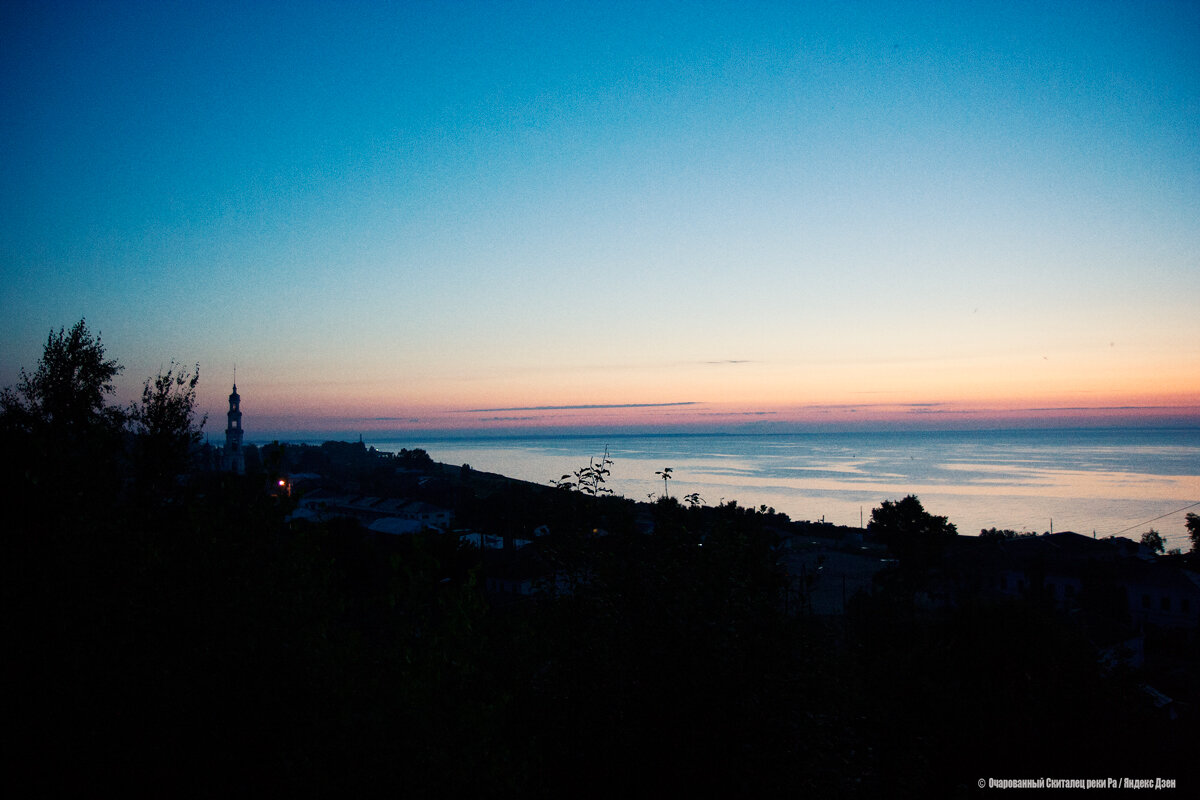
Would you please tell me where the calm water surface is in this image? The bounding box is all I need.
[330,429,1199,548]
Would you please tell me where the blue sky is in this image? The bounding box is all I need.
[2,1,1198,434]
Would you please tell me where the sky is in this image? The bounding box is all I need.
[2,0,1198,436]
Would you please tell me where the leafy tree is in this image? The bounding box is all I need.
[655,466,673,498]
[1139,528,1165,555]
[1,319,125,439]
[1187,513,1200,554]
[396,447,434,469]
[0,319,126,520]
[869,494,957,539]
[128,361,205,499]
[551,448,614,499]
[868,494,956,563]
[979,527,1030,541]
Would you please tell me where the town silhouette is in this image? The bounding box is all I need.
[4,321,1197,794]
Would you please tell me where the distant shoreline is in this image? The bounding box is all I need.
[246,424,1200,447]
[242,428,1200,542]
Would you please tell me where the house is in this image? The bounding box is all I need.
[400,500,452,530]
[946,531,1200,631]
[369,517,426,535]
[293,491,452,531]
[1124,564,1200,628]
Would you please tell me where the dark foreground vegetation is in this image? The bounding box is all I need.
[4,322,1196,796]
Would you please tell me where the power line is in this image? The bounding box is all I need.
[1111,500,1200,537]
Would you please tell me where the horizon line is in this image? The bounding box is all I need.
[452,401,700,413]
[235,420,1200,444]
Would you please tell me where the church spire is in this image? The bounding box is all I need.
[223,378,245,474]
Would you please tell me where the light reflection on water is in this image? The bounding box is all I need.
[354,429,1200,546]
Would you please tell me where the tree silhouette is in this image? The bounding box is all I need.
[128,361,206,499]
[868,494,956,564]
[1,318,124,439]
[1139,528,1165,555]
[1,319,126,521]
[551,447,614,499]
[655,466,673,498]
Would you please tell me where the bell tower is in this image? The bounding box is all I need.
[223,382,245,474]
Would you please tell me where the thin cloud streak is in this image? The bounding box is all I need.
[1022,405,1200,413]
[456,402,700,413]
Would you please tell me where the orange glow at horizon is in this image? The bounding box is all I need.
[195,327,1200,435]
[234,388,1200,434]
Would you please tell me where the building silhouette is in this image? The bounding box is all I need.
[223,383,245,474]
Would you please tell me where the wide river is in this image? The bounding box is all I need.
[289,428,1200,548]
